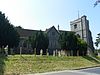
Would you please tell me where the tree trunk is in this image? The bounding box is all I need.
[8,46,11,55]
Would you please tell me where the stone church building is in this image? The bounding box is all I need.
[70,15,94,55]
[15,15,94,55]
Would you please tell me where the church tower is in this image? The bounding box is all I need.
[70,15,94,55]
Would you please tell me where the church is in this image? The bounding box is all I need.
[15,15,94,55]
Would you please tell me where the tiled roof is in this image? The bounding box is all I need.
[16,26,72,38]
[46,26,60,34]
[16,28,39,37]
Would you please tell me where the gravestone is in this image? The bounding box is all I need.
[53,50,55,56]
[47,49,49,56]
[4,45,8,56]
[58,51,61,57]
[40,49,43,56]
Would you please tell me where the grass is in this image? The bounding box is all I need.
[0,55,100,75]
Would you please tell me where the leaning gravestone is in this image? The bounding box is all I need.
[40,49,43,56]
[58,51,61,57]
[4,45,8,56]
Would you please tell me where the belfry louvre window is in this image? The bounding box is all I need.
[74,24,77,29]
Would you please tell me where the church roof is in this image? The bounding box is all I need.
[16,26,72,38]
[46,26,59,33]
[16,28,39,37]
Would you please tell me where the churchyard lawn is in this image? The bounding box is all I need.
[0,55,100,75]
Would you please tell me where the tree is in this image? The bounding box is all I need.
[59,31,87,56]
[95,33,100,48]
[29,30,49,55]
[59,32,78,56]
[66,32,78,56]
[94,0,100,7]
[77,38,87,56]
[7,25,20,54]
[59,32,67,50]
[28,32,37,50]
[15,26,23,29]
[0,11,20,54]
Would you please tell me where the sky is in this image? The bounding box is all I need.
[0,0,99,47]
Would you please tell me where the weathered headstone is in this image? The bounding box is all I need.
[55,49,58,56]
[58,51,61,57]
[53,50,55,56]
[40,49,43,56]
[61,50,65,56]
[4,45,8,56]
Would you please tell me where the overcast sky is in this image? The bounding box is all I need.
[0,0,100,46]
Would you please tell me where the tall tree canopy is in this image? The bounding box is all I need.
[59,32,87,56]
[95,33,100,48]
[94,0,100,7]
[29,30,49,55]
[0,11,20,54]
[77,38,87,56]
[59,32,78,55]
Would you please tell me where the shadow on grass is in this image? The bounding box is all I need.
[82,56,100,64]
[0,55,7,75]
[20,55,27,60]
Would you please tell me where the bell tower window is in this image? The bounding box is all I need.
[74,24,77,29]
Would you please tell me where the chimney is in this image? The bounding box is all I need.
[58,24,59,31]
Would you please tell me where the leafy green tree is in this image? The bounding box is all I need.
[28,32,37,50]
[0,11,20,54]
[59,32,78,56]
[15,26,23,29]
[66,32,78,56]
[29,30,49,55]
[59,32,66,50]
[59,31,87,56]
[77,38,87,56]
[8,25,20,54]
[95,33,100,48]
[94,0,100,7]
